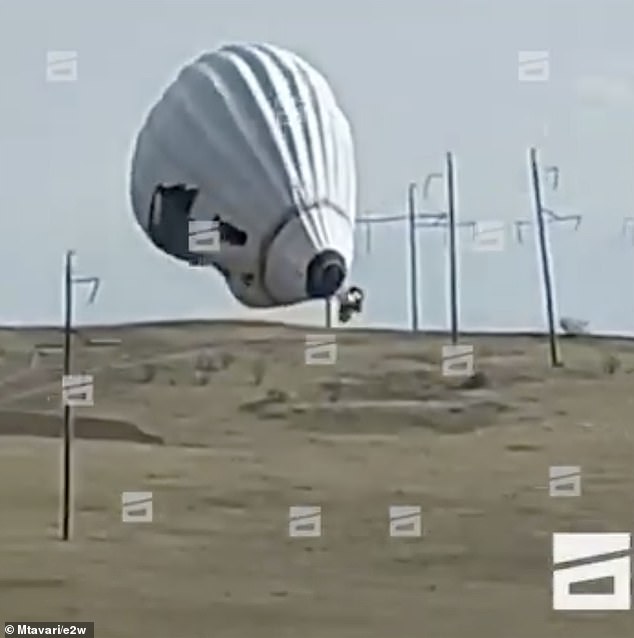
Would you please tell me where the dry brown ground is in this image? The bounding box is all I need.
[1,321,634,638]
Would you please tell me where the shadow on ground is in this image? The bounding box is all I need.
[0,410,164,444]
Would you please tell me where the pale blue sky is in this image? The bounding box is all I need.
[2,0,634,332]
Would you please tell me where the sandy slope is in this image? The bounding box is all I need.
[1,322,633,638]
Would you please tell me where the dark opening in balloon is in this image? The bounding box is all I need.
[148,183,199,260]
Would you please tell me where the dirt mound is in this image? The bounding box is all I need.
[0,410,163,444]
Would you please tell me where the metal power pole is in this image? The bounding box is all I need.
[60,251,100,541]
[529,148,561,367]
[61,251,73,541]
[407,182,419,332]
[445,152,459,345]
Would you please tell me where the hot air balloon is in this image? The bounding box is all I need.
[130,42,362,316]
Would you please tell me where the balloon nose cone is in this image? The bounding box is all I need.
[306,250,346,299]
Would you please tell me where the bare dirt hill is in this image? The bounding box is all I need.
[1,322,633,638]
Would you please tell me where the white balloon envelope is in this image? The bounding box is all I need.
[130,42,357,308]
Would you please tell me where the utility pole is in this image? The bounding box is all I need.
[60,250,100,540]
[529,148,561,367]
[407,182,419,332]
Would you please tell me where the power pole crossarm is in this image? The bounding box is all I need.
[423,172,443,201]
[72,276,100,304]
